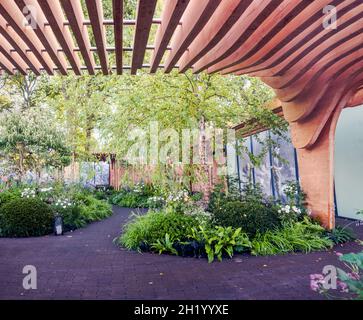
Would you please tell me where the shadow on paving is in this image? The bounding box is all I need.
[0,206,362,300]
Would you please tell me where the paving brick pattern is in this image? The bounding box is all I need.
[0,206,362,300]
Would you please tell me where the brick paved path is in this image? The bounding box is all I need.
[0,206,362,300]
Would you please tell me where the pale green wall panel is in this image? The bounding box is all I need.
[335,105,363,220]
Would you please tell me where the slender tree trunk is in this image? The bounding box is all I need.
[17,143,25,181]
[198,115,211,199]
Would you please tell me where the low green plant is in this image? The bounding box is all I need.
[77,194,113,222]
[325,225,356,245]
[190,192,203,202]
[189,225,251,263]
[111,182,159,208]
[336,251,363,299]
[119,209,197,251]
[0,197,53,237]
[251,217,333,256]
[312,250,363,300]
[146,196,165,209]
[151,233,178,255]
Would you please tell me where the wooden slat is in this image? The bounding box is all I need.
[192,0,277,73]
[0,41,27,75]
[150,0,189,73]
[164,0,221,73]
[0,31,28,75]
[207,0,311,74]
[131,0,157,75]
[38,0,81,75]
[178,0,252,73]
[85,0,108,75]
[14,0,68,75]
[0,51,15,75]
[112,0,123,75]
[0,21,40,75]
[61,0,95,75]
[0,2,54,74]
[232,0,354,76]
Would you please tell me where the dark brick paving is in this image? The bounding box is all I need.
[0,206,362,300]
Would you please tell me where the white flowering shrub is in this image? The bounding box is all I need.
[147,196,165,209]
[53,198,74,209]
[21,188,36,198]
[277,204,302,224]
[278,181,308,224]
[132,182,145,194]
[183,205,211,225]
[165,190,191,213]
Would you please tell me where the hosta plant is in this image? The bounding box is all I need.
[190,225,251,263]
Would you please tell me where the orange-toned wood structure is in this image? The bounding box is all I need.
[0,0,363,228]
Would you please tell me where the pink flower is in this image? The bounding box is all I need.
[337,280,349,293]
[309,274,326,293]
[310,280,320,292]
[310,273,324,280]
[348,272,360,280]
[335,252,343,257]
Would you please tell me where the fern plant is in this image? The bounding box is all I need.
[151,233,178,255]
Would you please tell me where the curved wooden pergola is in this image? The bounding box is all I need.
[0,0,363,228]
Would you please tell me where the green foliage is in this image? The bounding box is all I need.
[213,200,280,237]
[337,251,363,300]
[0,188,21,208]
[92,186,116,201]
[119,210,197,251]
[190,192,203,202]
[47,185,112,231]
[325,225,356,245]
[0,183,113,235]
[73,193,113,223]
[57,205,83,231]
[112,192,148,208]
[276,181,309,224]
[0,108,71,177]
[251,217,333,256]
[189,225,251,263]
[0,198,53,237]
[42,74,114,160]
[111,183,157,208]
[210,183,280,236]
[151,233,178,255]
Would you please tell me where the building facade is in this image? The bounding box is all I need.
[232,104,363,222]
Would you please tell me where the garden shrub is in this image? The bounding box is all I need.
[0,198,53,237]
[92,186,116,201]
[0,188,21,208]
[51,199,84,231]
[78,196,112,222]
[114,192,148,208]
[211,199,280,237]
[251,217,333,256]
[110,183,155,208]
[119,210,197,250]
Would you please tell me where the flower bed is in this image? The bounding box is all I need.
[116,181,356,263]
[0,183,112,237]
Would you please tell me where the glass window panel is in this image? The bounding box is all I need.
[252,131,273,197]
[270,130,297,201]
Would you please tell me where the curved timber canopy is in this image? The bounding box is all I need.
[0,0,363,228]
